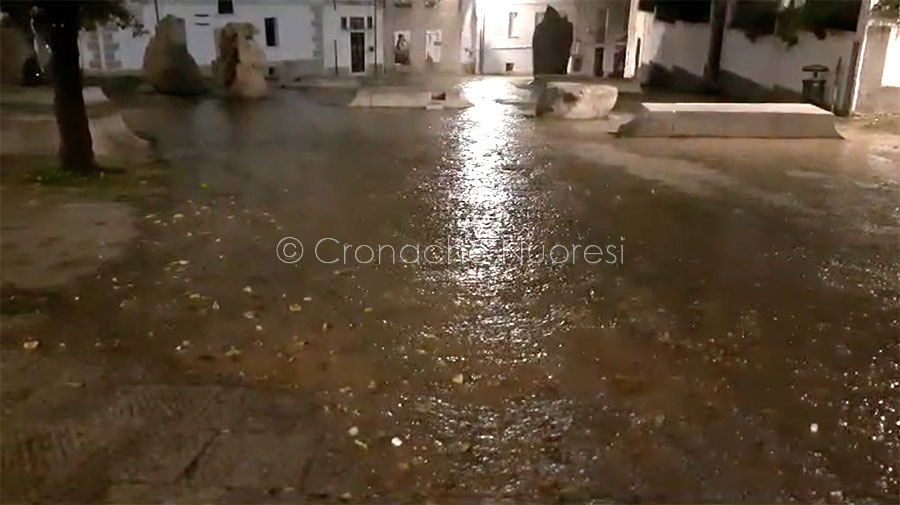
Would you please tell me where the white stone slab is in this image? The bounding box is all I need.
[348,88,432,108]
[621,102,841,138]
[642,102,832,114]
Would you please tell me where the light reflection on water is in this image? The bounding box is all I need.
[438,78,549,354]
[449,79,521,289]
[455,80,517,232]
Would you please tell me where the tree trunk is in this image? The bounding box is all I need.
[45,1,97,174]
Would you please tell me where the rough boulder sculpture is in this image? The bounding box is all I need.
[532,7,573,75]
[142,15,206,95]
[215,23,268,98]
[0,23,35,85]
[535,82,618,119]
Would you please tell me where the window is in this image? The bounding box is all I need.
[350,16,365,30]
[505,62,515,72]
[367,16,373,29]
[264,17,278,47]
[507,12,519,38]
[340,17,348,30]
[217,0,234,14]
[595,8,608,43]
[535,11,544,27]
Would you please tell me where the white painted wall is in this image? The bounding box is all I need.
[635,13,709,78]
[321,2,384,74]
[880,24,900,86]
[381,0,470,74]
[854,21,900,112]
[461,0,477,71]
[81,0,318,73]
[635,8,860,103]
[160,0,318,65]
[571,0,632,77]
[721,28,856,95]
[479,0,576,74]
[79,2,152,72]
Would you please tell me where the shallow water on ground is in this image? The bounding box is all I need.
[5,78,898,502]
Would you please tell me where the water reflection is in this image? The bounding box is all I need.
[436,78,550,356]
[448,79,522,291]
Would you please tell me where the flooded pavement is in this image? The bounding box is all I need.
[1,78,898,503]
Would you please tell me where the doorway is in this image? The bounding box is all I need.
[593,47,604,77]
[613,45,626,78]
[350,32,365,73]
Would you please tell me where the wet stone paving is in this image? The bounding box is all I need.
[1,79,898,503]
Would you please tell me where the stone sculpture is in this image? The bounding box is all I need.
[214,22,268,98]
[142,15,206,95]
[532,7,573,75]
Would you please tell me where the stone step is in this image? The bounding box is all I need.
[348,87,471,109]
[619,102,842,138]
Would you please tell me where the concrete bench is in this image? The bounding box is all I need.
[620,102,842,138]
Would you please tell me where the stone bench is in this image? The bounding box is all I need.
[619,102,842,138]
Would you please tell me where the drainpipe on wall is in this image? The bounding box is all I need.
[373,0,378,77]
[704,0,729,92]
[477,2,484,74]
[97,27,107,72]
[333,0,339,75]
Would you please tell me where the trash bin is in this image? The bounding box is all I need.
[802,64,828,107]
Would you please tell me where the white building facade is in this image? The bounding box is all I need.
[381,0,476,74]
[80,0,386,78]
[83,0,643,79]
[322,1,385,75]
[80,0,896,114]
[475,0,640,77]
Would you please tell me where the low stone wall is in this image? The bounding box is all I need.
[0,113,155,162]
